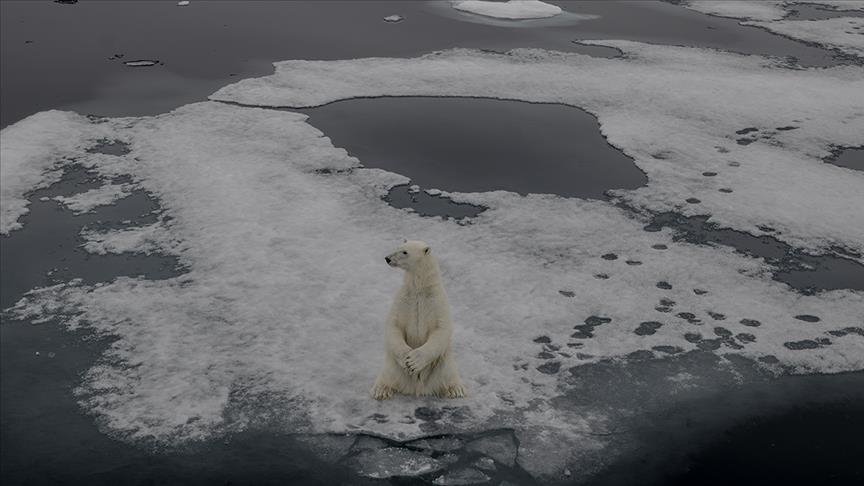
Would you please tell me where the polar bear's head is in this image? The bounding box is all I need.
[385,240,431,271]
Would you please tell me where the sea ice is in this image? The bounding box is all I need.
[743,17,864,57]
[347,447,444,478]
[383,14,404,23]
[124,60,159,67]
[211,44,864,256]
[2,36,863,482]
[452,0,562,20]
[53,183,131,214]
[680,1,864,21]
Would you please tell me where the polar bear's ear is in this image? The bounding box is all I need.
[424,246,430,255]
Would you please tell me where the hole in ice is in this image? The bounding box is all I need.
[735,128,759,135]
[652,244,668,250]
[644,212,864,293]
[736,333,756,343]
[601,253,618,260]
[794,314,821,323]
[740,318,762,327]
[533,335,551,343]
[685,197,701,204]
[707,311,726,321]
[536,361,561,374]
[594,273,609,279]
[86,139,131,156]
[693,288,709,295]
[783,339,828,350]
[558,290,576,297]
[299,97,646,200]
[828,327,864,337]
[676,312,702,325]
[824,146,864,172]
[713,327,732,337]
[635,321,664,336]
[718,188,734,193]
[656,281,672,289]
[384,184,485,220]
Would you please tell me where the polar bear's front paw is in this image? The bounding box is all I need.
[405,348,432,376]
[371,383,395,400]
[444,384,467,398]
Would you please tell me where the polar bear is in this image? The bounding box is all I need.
[370,240,467,400]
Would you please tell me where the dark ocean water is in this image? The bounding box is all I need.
[2,2,862,485]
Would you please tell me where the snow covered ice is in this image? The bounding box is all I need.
[2,21,864,484]
[452,0,562,20]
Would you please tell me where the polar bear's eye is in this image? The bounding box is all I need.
[402,251,408,255]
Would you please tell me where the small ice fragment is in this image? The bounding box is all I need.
[177,1,190,6]
[425,188,443,196]
[348,447,444,478]
[383,14,403,23]
[39,196,50,201]
[433,468,491,485]
[35,351,40,356]
[564,468,572,476]
[124,60,159,67]
[465,431,517,466]
[408,184,420,193]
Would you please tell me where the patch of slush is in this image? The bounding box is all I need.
[743,17,864,57]
[452,0,562,20]
[52,183,132,214]
[4,101,863,479]
[210,44,864,256]
[80,222,180,256]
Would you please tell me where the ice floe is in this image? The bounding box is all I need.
[211,44,864,255]
[680,1,864,21]
[452,0,562,20]
[53,183,131,214]
[743,17,864,57]
[3,38,864,482]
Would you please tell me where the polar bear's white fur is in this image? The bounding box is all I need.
[371,240,467,400]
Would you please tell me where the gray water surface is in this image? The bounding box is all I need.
[300,96,647,199]
[1,0,855,128]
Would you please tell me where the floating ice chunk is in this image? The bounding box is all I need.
[680,1,789,21]
[679,1,864,21]
[408,184,421,193]
[465,431,517,466]
[81,222,180,256]
[425,188,443,196]
[743,18,864,57]
[383,14,404,23]
[452,0,562,20]
[0,110,107,234]
[124,60,159,67]
[177,0,190,6]
[433,468,491,485]
[53,183,131,214]
[407,436,463,452]
[348,447,444,478]
[294,434,354,463]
